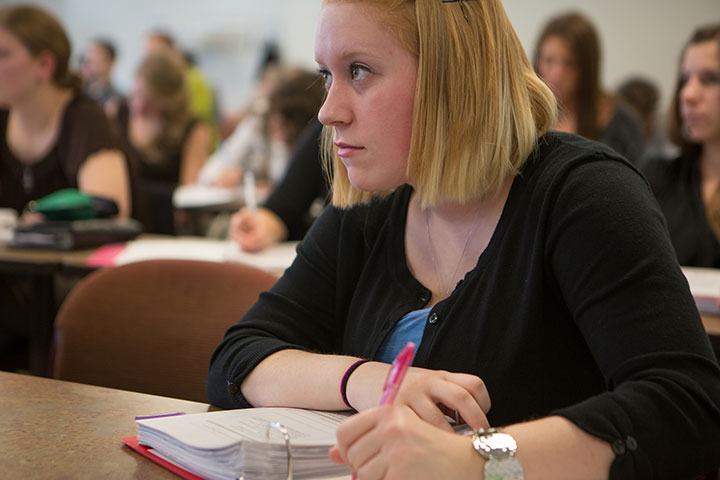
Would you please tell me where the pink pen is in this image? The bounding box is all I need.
[380,341,416,405]
[351,342,416,479]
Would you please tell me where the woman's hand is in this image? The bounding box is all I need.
[347,363,491,431]
[329,404,483,479]
[229,206,288,252]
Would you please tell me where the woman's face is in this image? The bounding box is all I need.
[315,2,418,193]
[680,40,720,146]
[0,27,43,106]
[536,35,579,105]
[129,76,161,118]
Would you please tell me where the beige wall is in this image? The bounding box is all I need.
[14,0,719,116]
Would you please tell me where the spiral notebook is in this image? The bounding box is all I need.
[126,408,353,480]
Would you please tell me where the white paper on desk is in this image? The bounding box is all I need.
[681,266,720,314]
[114,238,297,273]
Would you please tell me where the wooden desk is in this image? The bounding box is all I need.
[0,371,212,479]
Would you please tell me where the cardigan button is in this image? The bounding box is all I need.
[428,312,439,324]
[611,439,626,455]
[226,381,240,395]
[625,436,637,451]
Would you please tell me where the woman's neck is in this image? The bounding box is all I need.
[11,84,72,133]
[701,140,720,180]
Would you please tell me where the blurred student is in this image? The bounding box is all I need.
[643,24,720,267]
[120,52,211,234]
[145,30,219,148]
[534,11,645,165]
[0,5,131,370]
[617,76,675,163]
[229,119,328,252]
[0,5,130,218]
[198,68,325,188]
[81,38,127,121]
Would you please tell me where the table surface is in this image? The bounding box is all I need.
[0,371,212,479]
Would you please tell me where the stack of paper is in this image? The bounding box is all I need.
[112,239,298,274]
[135,408,352,480]
[682,266,720,315]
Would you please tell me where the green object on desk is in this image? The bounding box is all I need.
[28,188,117,221]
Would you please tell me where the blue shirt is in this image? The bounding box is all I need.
[374,307,431,364]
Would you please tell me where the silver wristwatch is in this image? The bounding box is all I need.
[469,427,524,480]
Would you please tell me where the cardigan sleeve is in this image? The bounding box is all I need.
[207,204,347,408]
[544,156,720,478]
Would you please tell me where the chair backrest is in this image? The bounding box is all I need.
[52,259,277,402]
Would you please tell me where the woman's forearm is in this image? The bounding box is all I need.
[241,349,366,410]
[502,416,613,479]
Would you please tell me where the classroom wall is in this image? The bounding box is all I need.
[5,0,718,117]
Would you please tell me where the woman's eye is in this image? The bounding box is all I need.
[700,72,720,86]
[351,65,370,81]
[319,70,332,90]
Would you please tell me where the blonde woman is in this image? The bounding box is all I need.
[208,1,720,478]
[121,52,210,233]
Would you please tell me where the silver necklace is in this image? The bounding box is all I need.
[425,206,482,297]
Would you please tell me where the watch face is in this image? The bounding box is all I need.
[474,432,518,460]
[485,433,518,452]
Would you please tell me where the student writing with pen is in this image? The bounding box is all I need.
[208,0,720,478]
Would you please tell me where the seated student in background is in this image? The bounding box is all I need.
[0,5,131,371]
[146,30,219,149]
[643,24,720,268]
[229,119,328,252]
[197,68,325,189]
[80,38,127,122]
[209,0,720,478]
[0,5,131,218]
[119,52,211,234]
[534,11,646,165]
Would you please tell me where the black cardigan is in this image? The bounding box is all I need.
[209,131,720,479]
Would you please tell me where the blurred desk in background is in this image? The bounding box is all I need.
[0,236,295,377]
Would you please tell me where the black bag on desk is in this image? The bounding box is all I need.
[10,219,142,250]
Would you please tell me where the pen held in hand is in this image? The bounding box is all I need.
[243,170,257,214]
[380,341,415,405]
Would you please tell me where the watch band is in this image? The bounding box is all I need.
[469,428,525,480]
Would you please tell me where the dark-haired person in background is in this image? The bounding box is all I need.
[534,11,646,165]
[81,38,127,122]
[643,24,720,267]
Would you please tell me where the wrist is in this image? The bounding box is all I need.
[345,360,386,411]
[340,359,370,409]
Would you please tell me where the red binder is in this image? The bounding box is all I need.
[122,436,205,480]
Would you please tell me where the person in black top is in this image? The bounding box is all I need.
[643,24,720,268]
[208,1,720,478]
[0,5,132,371]
[229,119,328,251]
[0,6,130,217]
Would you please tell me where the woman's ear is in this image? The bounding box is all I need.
[34,50,57,83]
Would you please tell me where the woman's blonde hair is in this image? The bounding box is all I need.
[322,0,557,208]
[135,52,192,165]
[0,5,81,90]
